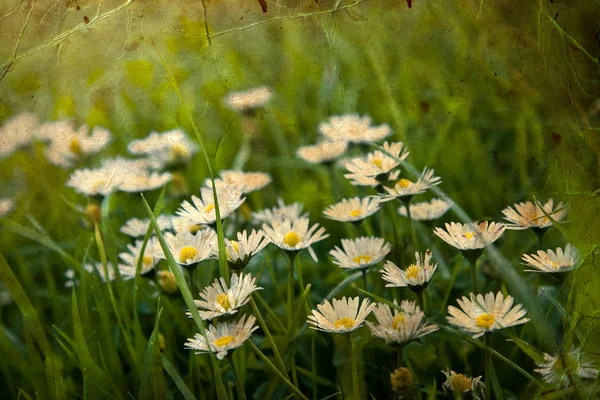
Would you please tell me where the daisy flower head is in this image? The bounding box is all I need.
[329,237,391,270]
[344,141,409,187]
[0,112,39,158]
[42,122,111,168]
[307,296,375,334]
[177,184,245,226]
[382,250,437,292]
[535,349,599,385]
[84,263,117,283]
[323,197,381,223]
[366,300,438,345]
[171,215,206,235]
[224,86,272,113]
[190,273,262,320]
[442,370,484,400]
[128,129,198,168]
[118,237,160,277]
[262,217,328,261]
[66,167,122,197]
[521,244,579,273]
[118,171,172,193]
[0,198,15,217]
[398,198,453,221]
[162,229,217,268]
[185,315,258,360]
[225,229,270,269]
[120,215,173,238]
[252,198,307,224]
[502,199,567,230]
[296,140,348,164]
[380,167,441,201]
[447,291,529,338]
[434,221,505,251]
[319,114,391,144]
[216,170,272,194]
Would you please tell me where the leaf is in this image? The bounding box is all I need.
[139,306,164,400]
[162,356,197,400]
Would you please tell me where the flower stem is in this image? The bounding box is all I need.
[484,336,492,400]
[228,354,247,400]
[416,290,426,315]
[362,269,368,291]
[463,249,482,294]
[287,253,297,330]
[402,198,419,252]
[469,259,479,294]
[348,334,360,400]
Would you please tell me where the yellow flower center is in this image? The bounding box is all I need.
[371,158,383,169]
[349,209,363,218]
[204,203,215,213]
[333,317,355,330]
[391,314,406,329]
[464,232,475,240]
[390,367,413,392]
[179,246,198,263]
[69,137,83,155]
[142,255,153,265]
[450,374,472,393]
[86,204,102,224]
[284,231,301,247]
[157,271,178,293]
[213,335,235,347]
[189,224,202,234]
[405,264,420,280]
[215,293,232,310]
[475,313,495,329]
[170,143,190,161]
[353,255,372,265]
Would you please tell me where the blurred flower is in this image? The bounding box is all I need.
[190,273,262,320]
[296,140,348,164]
[442,370,484,400]
[323,197,381,223]
[252,198,308,224]
[177,184,245,226]
[379,167,441,200]
[161,229,217,268]
[171,216,205,235]
[502,199,567,230]
[224,86,272,112]
[118,170,172,193]
[157,270,179,294]
[447,291,529,338]
[128,129,198,168]
[382,250,437,291]
[521,244,579,273]
[366,300,438,345]
[319,114,391,143]
[433,221,505,250]
[0,198,15,217]
[308,296,374,334]
[262,217,328,261]
[344,141,409,186]
[225,229,270,269]
[118,237,160,277]
[66,168,122,197]
[390,367,413,393]
[329,237,391,269]
[84,263,117,283]
[398,198,453,221]
[0,112,39,158]
[120,215,173,238]
[185,315,258,360]
[535,349,599,385]
[214,170,272,194]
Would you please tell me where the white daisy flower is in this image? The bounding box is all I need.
[296,140,348,164]
[398,198,453,221]
[118,237,160,277]
[66,167,122,197]
[447,291,529,338]
[162,229,217,267]
[190,273,262,320]
[120,216,174,238]
[171,215,205,235]
[0,198,15,217]
[307,296,375,334]
[521,244,579,273]
[0,112,39,158]
[366,300,438,345]
[128,129,198,168]
[262,217,328,261]
[502,199,567,230]
[344,141,409,186]
[382,250,437,290]
[118,170,172,193]
[185,315,258,360]
[379,167,442,200]
[433,221,505,251]
[84,263,117,283]
[319,114,391,143]
[224,86,273,112]
[216,170,272,194]
[176,184,245,226]
[252,198,307,224]
[329,237,391,269]
[41,122,111,168]
[535,349,599,385]
[225,229,270,269]
[442,370,484,400]
[323,197,381,223]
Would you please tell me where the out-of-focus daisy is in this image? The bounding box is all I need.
[224,86,272,112]
[0,198,15,217]
[185,315,258,360]
[215,170,272,194]
[296,140,348,164]
[442,370,484,400]
[398,198,453,221]
[535,349,599,385]
[307,296,374,334]
[319,114,391,143]
[171,215,205,235]
[162,229,217,268]
[177,184,245,226]
[390,367,414,394]
[118,237,160,277]
[157,270,179,294]
[119,170,172,193]
[120,215,173,238]
[66,168,122,197]
[344,141,409,187]
[329,237,391,270]
[225,229,270,269]
[0,112,39,158]
[447,291,529,338]
[382,250,437,291]
[41,122,111,168]
[521,244,579,273]
[262,217,328,261]
[323,197,381,223]
[434,221,505,251]
[366,300,438,345]
[190,273,262,320]
[84,263,117,283]
[252,198,307,224]
[502,199,567,230]
[379,167,441,200]
[128,129,198,168]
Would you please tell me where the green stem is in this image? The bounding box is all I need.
[403,198,419,252]
[416,290,426,315]
[228,354,247,400]
[470,259,479,294]
[311,337,318,400]
[484,336,492,400]
[348,334,360,400]
[287,253,296,330]
[362,269,368,291]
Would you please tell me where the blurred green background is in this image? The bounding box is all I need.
[1,0,599,398]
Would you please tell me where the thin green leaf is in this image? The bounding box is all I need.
[162,356,197,400]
